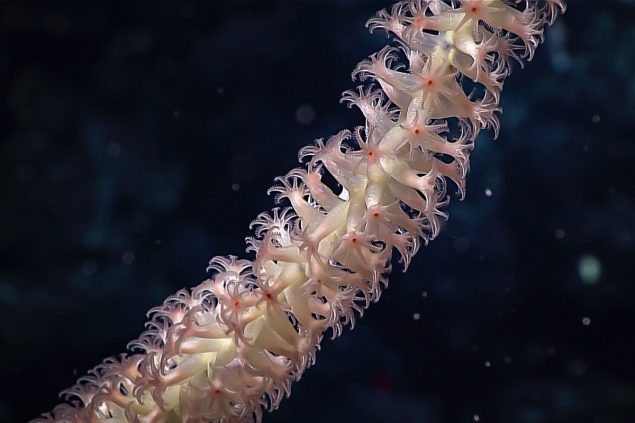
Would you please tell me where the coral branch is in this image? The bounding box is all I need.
[33,1,565,422]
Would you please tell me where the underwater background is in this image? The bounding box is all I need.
[1,1,633,422]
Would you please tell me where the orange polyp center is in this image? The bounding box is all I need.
[421,77,434,88]
[233,300,240,308]
[373,212,380,217]
[414,127,421,135]
[367,147,381,162]
[351,237,358,243]
[414,16,423,26]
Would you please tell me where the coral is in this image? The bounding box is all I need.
[33,1,565,422]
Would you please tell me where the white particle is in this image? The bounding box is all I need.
[16,164,35,183]
[338,187,350,201]
[473,414,480,422]
[295,105,316,125]
[555,229,565,239]
[453,237,469,253]
[122,251,135,264]
[484,361,491,368]
[591,114,600,123]
[578,254,601,284]
[567,359,587,376]
[105,142,121,158]
[231,183,240,192]
[413,313,421,320]
[422,291,428,298]
[81,259,98,275]
[484,188,493,197]
[582,317,591,326]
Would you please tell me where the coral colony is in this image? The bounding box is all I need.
[35,1,564,422]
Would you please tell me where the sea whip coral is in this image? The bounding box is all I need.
[34,1,565,422]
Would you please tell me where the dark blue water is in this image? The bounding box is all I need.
[1,1,633,422]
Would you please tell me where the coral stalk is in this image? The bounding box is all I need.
[34,1,565,422]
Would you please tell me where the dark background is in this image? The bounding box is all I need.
[1,1,633,422]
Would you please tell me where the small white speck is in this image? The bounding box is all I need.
[484,188,493,197]
[578,254,601,284]
[295,105,316,125]
[413,313,421,320]
[105,142,121,158]
[591,114,600,123]
[338,187,350,201]
[484,361,491,368]
[422,291,428,298]
[567,359,587,376]
[555,229,565,239]
[81,259,98,275]
[122,251,135,264]
[173,110,181,118]
[16,164,35,182]
[453,237,469,253]
[582,317,591,326]
[473,414,480,422]
[231,183,240,192]
[217,87,225,95]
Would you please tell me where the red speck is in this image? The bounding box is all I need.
[351,237,357,243]
[371,372,394,392]
[373,212,380,217]
[266,293,272,299]
[233,300,240,308]
[414,128,421,135]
